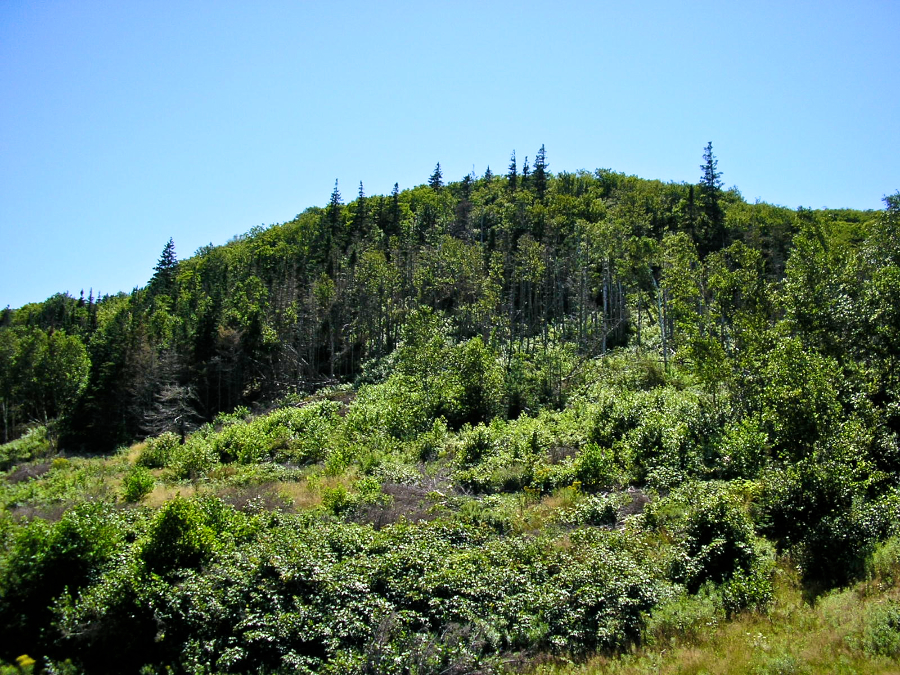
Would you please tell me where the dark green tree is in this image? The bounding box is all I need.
[533,144,548,202]
[429,163,443,191]
[327,179,342,229]
[150,238,178,293]
[351,181,368,235]
[698,142,725,255]
[507,151,517,192]
[521,156,530,189]
[387,182,401,238]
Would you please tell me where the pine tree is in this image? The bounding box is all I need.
[328,179,343,229]
[484,166,493,183]
[521,156,530,189]
[388,182,401,237]
[429,163,443,191]
[698,142,725,254]
[533,144,548,202]
[150,238,178,292]
[351,181,368,234]
[507,151,517,192]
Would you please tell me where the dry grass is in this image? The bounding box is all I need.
[123,441,147,465]
[275,472,357,511]
[145,483,201,507]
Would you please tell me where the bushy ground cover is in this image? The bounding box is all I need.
[2,330,900,673]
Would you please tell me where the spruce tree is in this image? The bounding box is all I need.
[328,179,343,228]
[484,166,493,183]
[507,151,517,192]
[533,144,548,202]
[698,142,725,254]
[351,181,368,234]
[429,163,443,191]
[150,238,178,293]
[388,182,401,237]
[521,156,530,189]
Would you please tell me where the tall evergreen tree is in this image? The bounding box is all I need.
[429,163,443,191]
[328,179,343,229]
[533,144,548,202]
[484,166,493,183]
[507,151,517,192]
[351,181,368,234]
[698,142,725,254]
[388,182,401,238]
[150,238,178,293]
[521,157,530,189]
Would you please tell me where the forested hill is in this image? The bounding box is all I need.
[6,148,900,673]
[0,145,889,453]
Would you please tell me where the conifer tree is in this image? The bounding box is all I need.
[507,151,517,192]
[533,144,548,202]
[484,166,493,183]
[521,156,530,189]
[328,179,342,228]
[698,142,725,254]
[150,238,178,292]
[351,181,368,234]
[429,163,443,191]
[388,182,401,237]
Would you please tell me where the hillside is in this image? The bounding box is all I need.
[2,147,900,673]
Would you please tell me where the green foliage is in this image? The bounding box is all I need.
[760,456,899,586]
[136,431,180,468]
[574,443,619,490]
[644,482,773,612]
[122,465,154,502]
[854,599,900,658]
[4,163,900,673]
[137,496,216,575]
[0,426,50,470]
[0,501,125,660]
[642,584,725,647]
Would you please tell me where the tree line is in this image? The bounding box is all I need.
[0,144,891,453]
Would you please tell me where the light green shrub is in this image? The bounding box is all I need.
[122,465,154,502]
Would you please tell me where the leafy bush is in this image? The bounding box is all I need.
[0,501,125,659]
[761,457,899,586]
[166,435,219,479]
[645,482,773,611]
[0,426,50,470]
[138,496,217,575]
[855,599,900,658]
[574,443,619,490]
[642,584,725,647]
[136,431,180,469]
[121,465,154,503]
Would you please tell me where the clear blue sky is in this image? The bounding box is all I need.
[2,1,898,310]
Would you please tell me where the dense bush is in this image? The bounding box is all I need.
[121,465,154,502]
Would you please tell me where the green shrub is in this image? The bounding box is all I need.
[866,535,900,587]
[138,496,216,575]
[0,501,125,657]
[0,426,50,470]
[574,443,618,490]
[166,436,219,480]
[137,431,180,469]
[761,458,898,586]
[122,465,154,503]
[643,585,725,647]
[214,405,250,427]
[563,492,628,527]
[646,482,773,611]
[856,599,900,658]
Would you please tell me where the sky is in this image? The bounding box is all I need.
[1,0,898,310]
